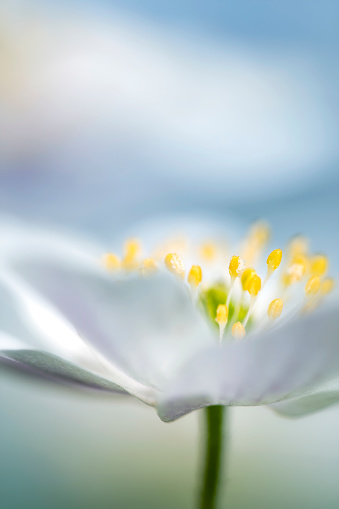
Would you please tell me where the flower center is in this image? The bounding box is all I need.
[102,222,334,343]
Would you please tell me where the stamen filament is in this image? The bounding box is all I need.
[242,296,256,327]
[215,304,228,343]
[225,279,235,308]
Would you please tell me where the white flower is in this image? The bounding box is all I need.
[0,218,338,422]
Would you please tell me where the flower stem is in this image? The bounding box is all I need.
[199,405,227,509]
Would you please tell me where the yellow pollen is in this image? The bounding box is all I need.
[310,254,328,277]
[215,304,228,325]
[142,257,158,274]
[241,268,256,291]
[164,253,185,279]
[200,242,217,261]
[288,236,309,257]
[125,238,140,258]
[188,265,202,287]
[242,221,271,264]
[229,255,244,279]
[103,253,120,270]
[232,322,246,340]
[305,275,321,296]
[292,253,309,273]
[282,261,306,286]
[250,221,271,245]
[266,249,282,271]
[320,278,335,296]
[268,298,283,320]
[247,273,261,297]
[122,238,141,270]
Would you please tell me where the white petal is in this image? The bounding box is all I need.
[0,271,157,404]
[270,378,339,417]
[157,304,339,421]
[0,217,103,271]
[8,252,214,387]
[0,337,126,393]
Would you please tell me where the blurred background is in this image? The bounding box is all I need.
[1,0,339,507]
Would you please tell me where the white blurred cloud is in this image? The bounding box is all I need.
[0,5,338,196]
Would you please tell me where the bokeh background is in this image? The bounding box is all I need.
[1,0,339,508]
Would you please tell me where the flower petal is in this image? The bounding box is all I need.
[0,272,157,404]
[0,218,103,271]
[8,253,214,389]
[157,304,339,421]
[269,378,339,417]
[1,345,126,393]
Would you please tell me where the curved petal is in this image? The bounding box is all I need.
[0,272,157,404]
[157,304,339,421]
[1,344,126,393]
[6,253,214,389]
[269,378,339,417]
[0,218,103,271]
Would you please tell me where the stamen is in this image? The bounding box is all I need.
[103,253,120,271]
[226,255,244,306]
[242,221,271,264]
[247,273,261,297]
[268,298,283,320]
[188,265,202,288]
[164,253,185,279]
[288,236,309,257]
[232,321,246,340]
[282,256,307,287]
[243,273,261,327]
[122,238,141,270]
[310,255,328,277]
[200,242,217,262]
[241,268,256,291]
[320,278,335,296]
[305,275,321,297]
[141,257,158,275]
[229,255,244,279]
[215,304,228,342]
[264,248,282,286]
[267,249,283,271]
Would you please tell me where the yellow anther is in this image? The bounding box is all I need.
[164,253,185,279]
[266,249,282,271]
[292,253,309,272]
[305,275,321,296]
[282,262,305,286]
[188,265,202,287]
[247,273,261,297]
[288,236,309,257]
[215,304,228,325]
[103,253,120,271]
[142,257,158,274]
[241,268,256,291]
[229,255,244,279]
[268,298,283,320]
[232,322,246,340]
[310,254,328,277]
[250,221,271,245]
[200,242,217,261]
[216,304,228,342]
[320,278,335,296]
[122,238,141,270]
[125,238,141,259]
[242,221,271,264]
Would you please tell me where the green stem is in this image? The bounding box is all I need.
[199,405,227,509]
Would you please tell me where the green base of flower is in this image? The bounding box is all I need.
[199,284,251,333]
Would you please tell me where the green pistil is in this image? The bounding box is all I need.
[199,283,251,332]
